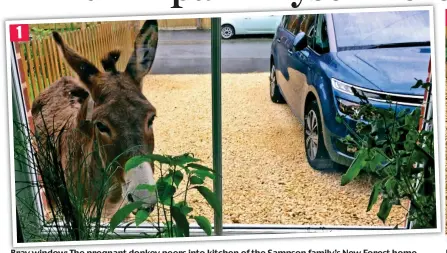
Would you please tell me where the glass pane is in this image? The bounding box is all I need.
[333,10,430,50]
[286,15,299,33]
[10,17,216,242]
[314,15,330,54]
[221,9,435,232]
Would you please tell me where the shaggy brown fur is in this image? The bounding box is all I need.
[32,20,159,220]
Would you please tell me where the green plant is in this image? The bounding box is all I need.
[30,25,81,40]
[14,118,119,242]
[15,114,219,241]
[336,80,435,229]
[109,153,220,237]
[30,27,54,39]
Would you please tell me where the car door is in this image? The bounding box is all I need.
[285,14,317,121]
[241,16,263,33]
[275,15,298,103]
[288,14,330,121]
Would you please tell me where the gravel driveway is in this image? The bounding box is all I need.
[142,73,407,227]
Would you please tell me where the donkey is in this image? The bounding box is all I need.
[31,20,159,220]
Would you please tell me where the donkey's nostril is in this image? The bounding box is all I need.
[127,193,134,202]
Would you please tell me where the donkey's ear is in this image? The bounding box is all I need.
[125,20,158,89]
[53,32,100,90]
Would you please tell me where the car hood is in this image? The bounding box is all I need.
[337,47,430,96]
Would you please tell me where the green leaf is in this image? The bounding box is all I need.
[341,150,368,186]
[172,170,184,187]
[397,108,409,118]
[171,206,190,237]
[109,201,144,232]
[404,129,418,151]
[187,163,215,173]
[135,209,149,226]
[369,149,388,172]
[161,174,173,185]
[421,82,431,89]
[367,181,381,212]
[377,199,392,223]
[371,119,384,135]
[125,155,150,172]
[411,80,431,89]
[195,186,221,218]
[136,184,156,192]
[173,225,184,237]
[125,154,173,171]
[194,216,212,236]
[157,180,176,205]
[190,175,204,185]
[146,154,173,164]
[175,201,193,215]
[411,79,424,89]
[193,169,216,180]
[404,110,420,130]
[163,221,173,237]
[345,135,354,142]
[172,153,200,166]
[384,177,397,197]
[375,139,387,146]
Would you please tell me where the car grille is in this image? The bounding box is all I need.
[353,86,424,107]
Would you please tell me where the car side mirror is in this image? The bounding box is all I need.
[293,32,307,51]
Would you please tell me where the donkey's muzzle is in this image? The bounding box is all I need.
[124,161,157,212]
[128,193,155,214]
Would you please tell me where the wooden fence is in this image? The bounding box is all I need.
[16,21,140,103]
[31,22,99,30]
[157,18,211,29]
[14,21,140,130]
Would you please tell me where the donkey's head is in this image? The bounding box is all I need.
[53,21,159,211]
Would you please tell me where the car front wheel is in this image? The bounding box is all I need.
[304,100,335,171]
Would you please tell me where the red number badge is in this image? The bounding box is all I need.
[10,24,30,42]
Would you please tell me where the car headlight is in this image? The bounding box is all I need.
[331,78,354,95]
[336,97,360,117]
[331,78,374,100]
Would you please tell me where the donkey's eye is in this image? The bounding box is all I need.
[148,115,156,128]
[95,122,111,134]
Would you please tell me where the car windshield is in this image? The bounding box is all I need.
[332,10,430,50]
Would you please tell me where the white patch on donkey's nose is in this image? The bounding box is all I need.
[124,162,157,207]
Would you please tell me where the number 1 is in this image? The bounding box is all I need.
[16,25,22,39]
[10,24,29,42]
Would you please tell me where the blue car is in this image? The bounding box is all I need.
[269,11,431,170]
